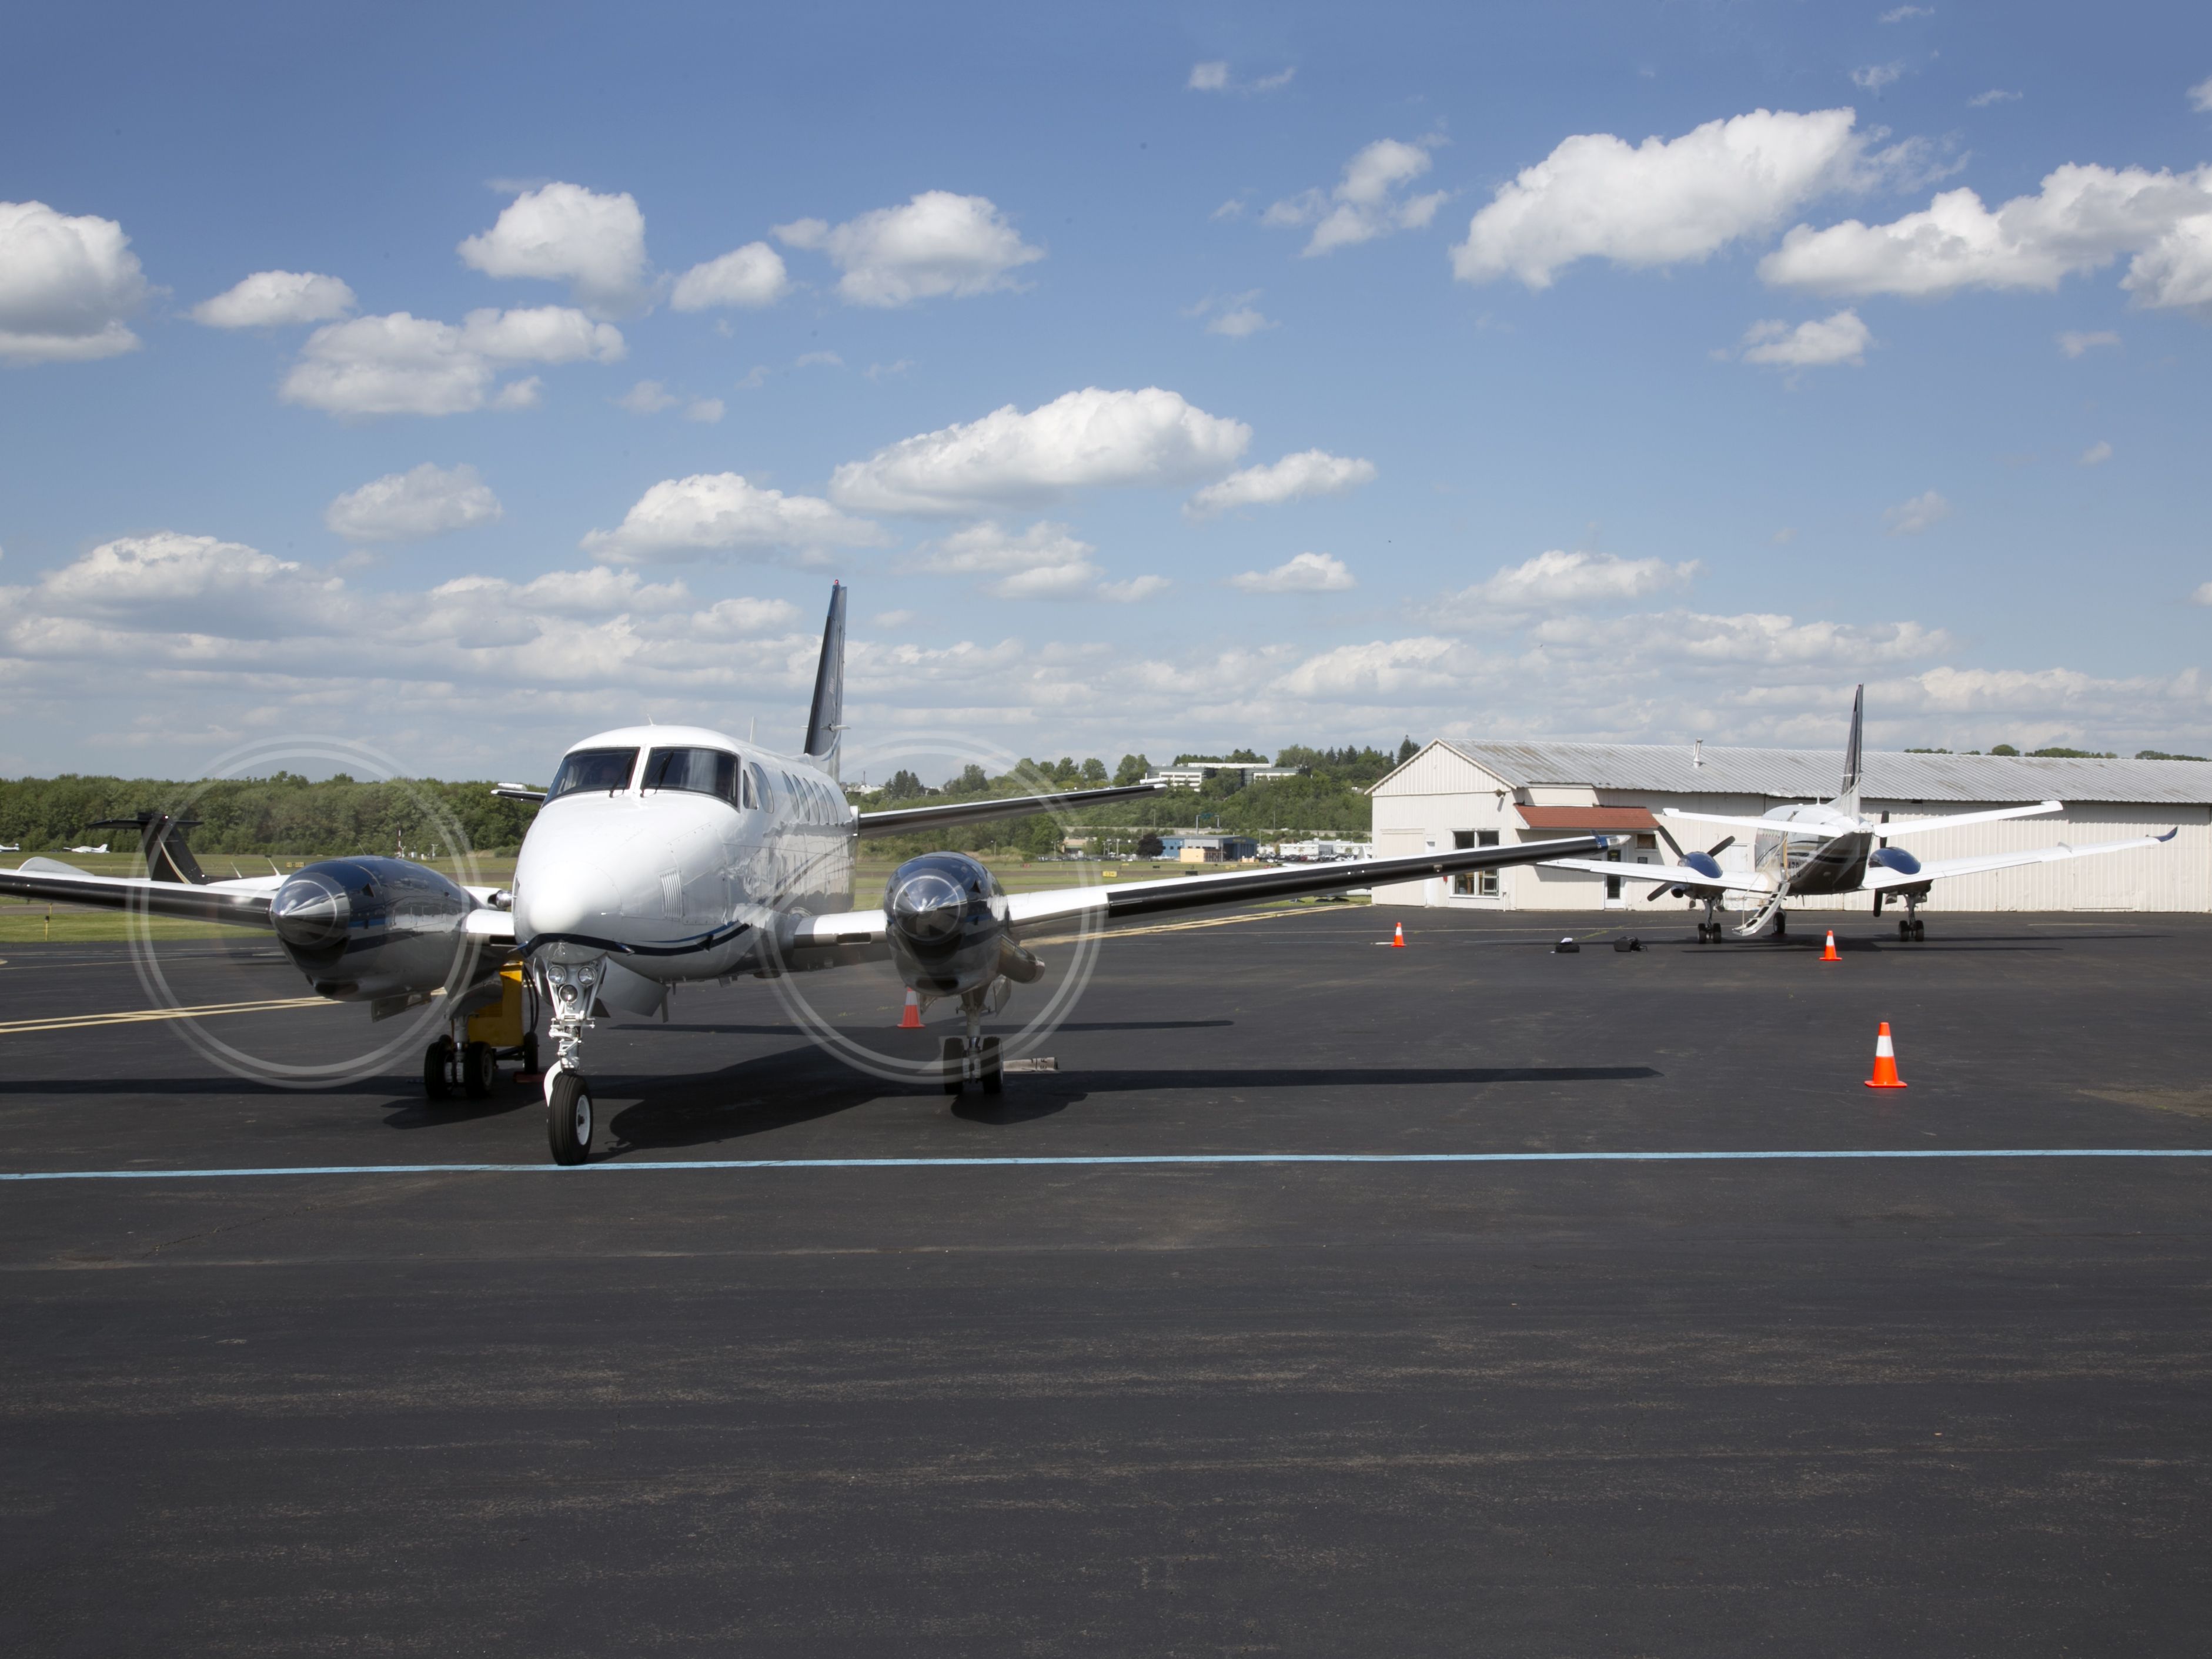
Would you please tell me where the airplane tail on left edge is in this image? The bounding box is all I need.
[91,812,208,885]
[1836,684,1865,821]
[802,580,847,781]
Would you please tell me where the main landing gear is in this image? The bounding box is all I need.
[1881,889,1929,943]
[1693,897,1725,942]
[420,991,541,1103]
[939,986,1006,1096]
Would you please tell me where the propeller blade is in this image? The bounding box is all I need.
[1706,836,1735,857]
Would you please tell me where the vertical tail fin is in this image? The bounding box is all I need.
[802,581,847,780]
[1837,684,1864,820]
[91,812,207,885]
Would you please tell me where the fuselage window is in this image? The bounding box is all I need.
[547,747,639,800]
[641,747,740,805]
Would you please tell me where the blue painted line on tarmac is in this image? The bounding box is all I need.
[4,1148,2212,1180]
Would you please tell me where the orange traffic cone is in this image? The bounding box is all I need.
[897,988,923,1029]
[1820,929,1841,963]
[1391,922,1406,948]
[1863,1021,1907,1089]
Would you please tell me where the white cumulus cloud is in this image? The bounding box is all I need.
[458,182,649,315]
[1738,308,1872,367]
[1228,552,1355,593]
[829,386,1251,516]
[1188,61,1229,91]
[1883,489,1952,534]
[1852,63,1904,93]
[280,306,624,417]
[1444,550,1700,618]
[2057,329,2120,356]
[670,242,788,310]
[907,520,1167,603]
[192,270,356,329]
[325,463,503,543]
[774,192,1043,307]
[1185,449,1376,519]
[2080,439,2113,466]
[0,200,150,364]
[1265,138,1448,256]
[1451,108,1867,289]
[1759,163,2212,306]
[580,473,888,564]
[2191,76,2212,114]
[1969,89,2021,108]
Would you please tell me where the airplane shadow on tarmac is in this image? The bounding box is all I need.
[593,1050,1663,1153]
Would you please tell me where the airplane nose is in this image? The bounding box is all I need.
[514,857,621,941]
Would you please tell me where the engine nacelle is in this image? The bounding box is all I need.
[269,855,480,1006]
[1682,851,1724,881]
[882,851,1041,998]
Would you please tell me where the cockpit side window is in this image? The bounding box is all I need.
[740,764,758,811]
[641,747,741,805]
[546,747,639,800]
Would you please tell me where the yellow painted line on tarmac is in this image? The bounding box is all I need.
[1026,907,1314,947]
[0,995,339,1036]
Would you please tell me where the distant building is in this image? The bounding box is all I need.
[1160,833,1261,862]
[1370,740,2212,914]
[1271,838,1372,863]
[1147,762,1307,790]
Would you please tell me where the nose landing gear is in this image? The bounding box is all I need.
[938,988,1007,1096]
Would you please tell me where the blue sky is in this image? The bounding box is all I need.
[4,0,2210,784]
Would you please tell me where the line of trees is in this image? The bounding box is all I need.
[1,741,1419,864]
[0,774,540,859]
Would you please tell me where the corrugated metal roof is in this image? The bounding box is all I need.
[1433,741,2212,805]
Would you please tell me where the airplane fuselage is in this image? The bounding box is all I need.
[1750,802,1877,897]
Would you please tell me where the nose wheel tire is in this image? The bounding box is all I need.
[978,1036,1004,1096]
[463,1040,497,1099]
[422,1038,453,1101]
[941,1037,967,1095]
[547,1072,594,1165]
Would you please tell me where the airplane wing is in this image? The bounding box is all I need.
[1658,808,1795,834]
[856,780,1166,838]
[784,834,1614,951]
[1862,828,2177,889]
[1872,800,2063,837]
[1539,856,1777,895]
[0,858,279,927]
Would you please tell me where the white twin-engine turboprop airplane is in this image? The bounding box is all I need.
[1,583,1616,1165]
[1541,685,2177,942]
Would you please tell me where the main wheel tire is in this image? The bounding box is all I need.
[1912,918,1926,941]
[978,1035,1003,1096]
[463,1040,496,1099]
[547,1071,593,1165]
[1899,919,1910,939]
[941,1036,967,1096]
[422,1038,453,1101]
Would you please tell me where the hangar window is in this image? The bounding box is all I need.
[641,747,741,806]
[547,747,639,800]
[1451,830,1501,896]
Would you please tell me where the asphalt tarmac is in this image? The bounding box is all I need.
[4,907,2211,1655]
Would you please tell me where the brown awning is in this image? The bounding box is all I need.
[1515,805,1658,831]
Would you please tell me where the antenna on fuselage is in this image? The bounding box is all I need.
[1837,684,1865,821]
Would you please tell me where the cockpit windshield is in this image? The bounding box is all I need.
[641,747,741,806]
[546,747,639,801]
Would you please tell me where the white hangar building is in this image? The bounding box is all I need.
[1370,740,2212,915]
